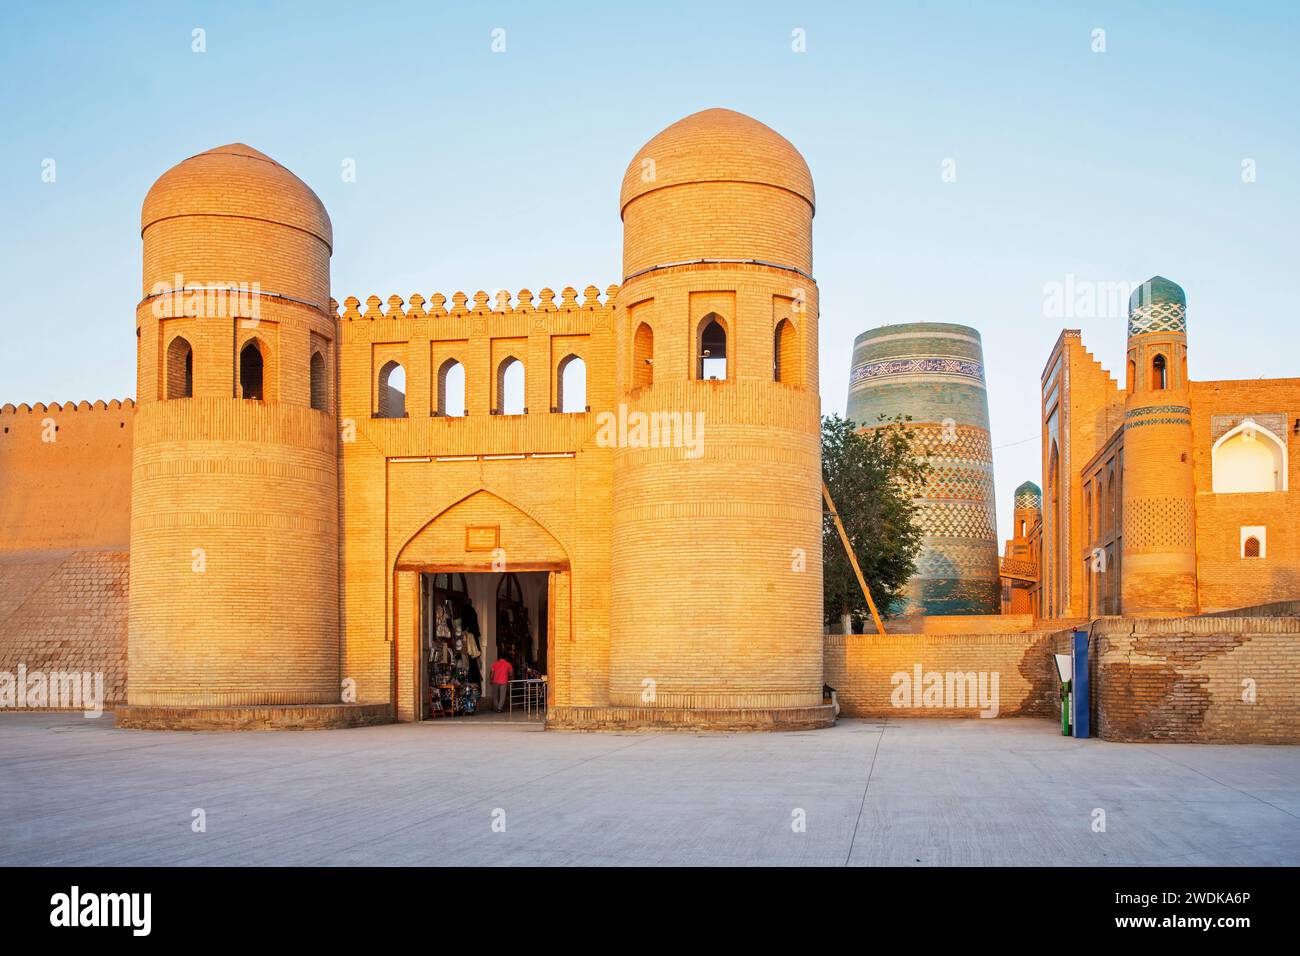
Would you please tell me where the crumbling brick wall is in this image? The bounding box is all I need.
[1092,616,1298,743]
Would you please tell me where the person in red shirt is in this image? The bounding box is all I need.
[490,656,513,712]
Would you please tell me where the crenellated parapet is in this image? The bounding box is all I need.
[334,284,620,322]
[1,398,136,416]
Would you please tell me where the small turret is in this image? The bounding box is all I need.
[1013,480,1041,540]
[1120,276,1197,615]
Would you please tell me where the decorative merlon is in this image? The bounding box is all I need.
[1,398,136,416]
[331,284,621,321]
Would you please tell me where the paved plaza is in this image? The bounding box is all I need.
[1,713,1296,866]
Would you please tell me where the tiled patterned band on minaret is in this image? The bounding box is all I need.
[846,322,1000,615]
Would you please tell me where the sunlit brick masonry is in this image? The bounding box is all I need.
[0,109,1296,740]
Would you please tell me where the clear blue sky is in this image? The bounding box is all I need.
[2,0,1296,546]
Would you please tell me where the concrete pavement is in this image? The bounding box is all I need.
[1,713,1296,866]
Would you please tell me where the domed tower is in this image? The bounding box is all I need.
[1002,480,1042,615]
[1120,276,1197,615]
[127,144,340,712]
[1013,481,1041,540]
[608,109,828,727]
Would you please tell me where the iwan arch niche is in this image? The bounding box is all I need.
[1212,420,1287,493]
[391,489,573,723]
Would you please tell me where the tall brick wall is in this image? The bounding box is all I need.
[0,400,134,552]
[0,401,134,712]
[0,550,129,707]
[1091,616,1299,743]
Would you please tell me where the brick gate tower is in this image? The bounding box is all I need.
[1121,276,1197,615]
[127,145,341,709]
[608,109,829,726]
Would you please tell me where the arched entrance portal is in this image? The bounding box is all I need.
[392,490,571,723]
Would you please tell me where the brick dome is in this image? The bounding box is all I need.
[619,108,815,217]
[141,144,332,250]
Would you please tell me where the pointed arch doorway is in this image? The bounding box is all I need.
[392,490,572,723]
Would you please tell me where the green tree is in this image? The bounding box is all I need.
[822,413,929,630]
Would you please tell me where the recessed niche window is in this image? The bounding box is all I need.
[239,340,264,401]
[310,351,327,411]
[1213,420,1287,493]
[697,314,727,380]
[166,336,193,399]
[1240,526,1266,559]
[774,318,798,385]
[633,322,654,390]
[1151,353,1167,390]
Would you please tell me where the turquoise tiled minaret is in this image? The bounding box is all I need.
[846,322,1000,615]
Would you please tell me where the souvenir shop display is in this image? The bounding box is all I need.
[423,574,482,719]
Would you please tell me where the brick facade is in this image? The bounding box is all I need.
[1034,279,1300,619]
[0,110,832,731]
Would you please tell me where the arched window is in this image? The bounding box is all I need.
[378,361,406,418]
[1085,482,1093,539]
[1151,353,1167,390]
[633,322,654,390]
[557,354,586,413]
[774,318,799,384]
[310,351,327,411]
[166,336,193,399]
[1243,536,1261,558]
[1106,467,1117,536]
[698,314,727,380]
[1127,358,1136,393]
[496,357,525,415]
[239,340,264,401]
[1213,421,1287,493]
[437,359,466,417]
